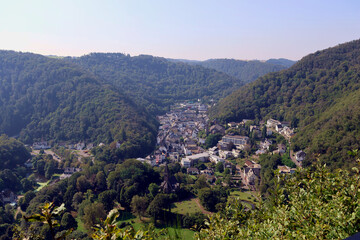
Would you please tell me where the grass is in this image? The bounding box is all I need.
[35,180,51,192]
[76,217,86,232]
[116,212,195,239]
[165,227,195,239]
[172,198,202,215]
[229,189,260,207]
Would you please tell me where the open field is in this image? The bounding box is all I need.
[116,213,195,239]
[172,198,203,215]
[35,180,51,192]
[229,189,259,208]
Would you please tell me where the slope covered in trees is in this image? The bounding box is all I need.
[210,39,360,168]
[0,134,30,170]
[0,51,158,157]
[66,53,242,114]
[194,58,294,84]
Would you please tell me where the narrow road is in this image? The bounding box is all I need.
[290,149,302,168]
[193,198,213,215]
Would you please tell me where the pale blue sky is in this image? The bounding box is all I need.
[0,0,359,60]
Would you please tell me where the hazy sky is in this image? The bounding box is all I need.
[1,0,359,60]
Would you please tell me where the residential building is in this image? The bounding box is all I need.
[221,135,250,146]
[33,141,51,150]
[187,167,200,175]
[209,124,225,135]
[266,119,281,128]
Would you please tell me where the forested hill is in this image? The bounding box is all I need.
[266,58,296,68]
[66,53,242,114]
[210,39,360,169]
[0,51,158,157]
[193,58,295,84]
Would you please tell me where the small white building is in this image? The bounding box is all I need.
[181,158,191,168]
[33,141,51,150]
[209,155,224,164]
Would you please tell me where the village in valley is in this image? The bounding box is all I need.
[1,100,306,213]
[140,101,305,194]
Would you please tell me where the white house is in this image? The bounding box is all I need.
[181,158,191,168]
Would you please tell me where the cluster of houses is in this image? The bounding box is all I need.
[150,108,306,189]
[266,118,295,139]
[138,102,209,166]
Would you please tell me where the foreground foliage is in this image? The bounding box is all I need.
[92,209,167,240]
[196,163,360,239]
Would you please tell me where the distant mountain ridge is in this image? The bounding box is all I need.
[66,53,244,114]
[210,39,360,168]
[170,58,295,84]
[266,58,296,68]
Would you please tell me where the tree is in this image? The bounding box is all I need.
[98,190,117,212]
[0,169,21,192]
[131,195,149,221]
[0,134,31,169]
[215,162,224,173]
[60,212,77,231]
[205,134,222,149]
[21,178,34,192]
[261,125,267,139]
[45,160,56,179]
[95,171,107,191]
[35,159,46,176]
[148,183,159,199]
[76,175,91,192]
[19,191,36,211]
[147,194,170,221]
[194,175,209,189]
[71,192,83,210]
[198,188,217,212]
[82,202,107,231]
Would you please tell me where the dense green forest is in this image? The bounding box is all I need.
[66,53,243,114]
[192,58,294,84]
[0,135,32,194]
[210,39,360,168]
[0,51,158,157]
[0,134,30,170]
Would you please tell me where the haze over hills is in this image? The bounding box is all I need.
[210,39,360,169]
[0,50,158,157]
[170,58,295,84]
[193,58,295,84]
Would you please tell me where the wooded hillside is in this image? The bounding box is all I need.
[0,51,158,157]
[210,39,360,168]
